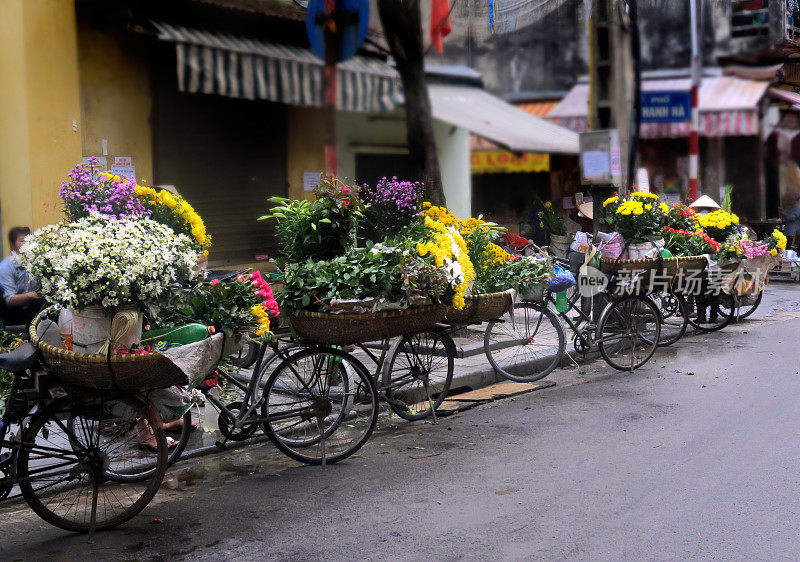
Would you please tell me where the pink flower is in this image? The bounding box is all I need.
[250,270,263,281]
[210,279,221,288]
[341,187,350,194]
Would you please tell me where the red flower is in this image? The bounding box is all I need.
[210,278,221,289]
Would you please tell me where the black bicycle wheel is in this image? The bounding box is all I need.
[76,405,191,484]
[650,291,688,347]
[382,329,455,421]
[18,395,167,532]
[484,302,565,382]
[597,296,661,371]
[679,292,734,332]
[719,290,763,322]
[261,347,378,465]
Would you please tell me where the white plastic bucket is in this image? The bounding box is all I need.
[71,306,112,354]
[71,305,143,354]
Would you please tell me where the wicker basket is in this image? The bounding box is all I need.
[30,315,188,391]
[288,304,446,345]
[599,256,708,278]
[443,290,515,325]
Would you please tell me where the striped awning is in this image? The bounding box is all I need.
[152,22,403,112]
[517,100,558,117]
[547,77,769,138]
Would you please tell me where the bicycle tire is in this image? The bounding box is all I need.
[382,328,455,421]
[679,292,734,332]
[719,290,763,322]
[484,302,565,382]
[651,292,688,347]
[18,396,167,532]
[597,295,661,371]
[261,347,378,465]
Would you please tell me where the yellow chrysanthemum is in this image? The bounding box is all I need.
[629,191,659,199]
[603,196,619,207]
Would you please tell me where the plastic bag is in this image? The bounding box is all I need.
[597,232,625,259]
[570,231,590,253]
[548,264,576,292]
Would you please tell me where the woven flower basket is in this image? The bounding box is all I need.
[30,314,188,391]
[443,290,515,325]
[288,304,447,346]
[599,256,708,278]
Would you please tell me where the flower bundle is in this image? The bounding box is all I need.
[765,228,788,255]
[59,160,149,220]
[663,226,720,256]
[155,270,279,341]
[693,210,739,243]
[665,203,697,231]
[135,185,211,254]
[603,191,669,243]
[417,215,475,309]
[261,177,363,263]
[737,239,771,259]
[21,215,198,310]
[537,199,566,237]
[361,177,423,237]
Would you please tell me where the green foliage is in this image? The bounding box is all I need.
[722,184,733,213]
[535,197,566,236]
[278,242,452,314]
[475,255,553,295]
[259,177,363,263]
[153,274,268,338]
[0,331,24,410]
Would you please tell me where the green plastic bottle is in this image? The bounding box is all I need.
[556,291,569,313]
[141,324,214,347]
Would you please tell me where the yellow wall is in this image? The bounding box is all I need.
[0,0,82,236]
[286,106,325,201]
[77,21,153,185]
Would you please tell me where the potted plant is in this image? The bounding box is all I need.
[535,198,568,257]
[603,191,669,259]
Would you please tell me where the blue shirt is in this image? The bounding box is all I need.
[0,253,33,305]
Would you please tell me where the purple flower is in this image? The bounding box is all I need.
[59,161,150,221]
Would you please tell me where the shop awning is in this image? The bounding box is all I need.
[151,22,403,113]
[428,84,579,154]
[769,87,800,107]
[547,76,769,138]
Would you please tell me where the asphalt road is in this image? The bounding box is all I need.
[2,284,800,561]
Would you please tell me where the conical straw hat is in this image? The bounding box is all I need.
[688,194,721,210]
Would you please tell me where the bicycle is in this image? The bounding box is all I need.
[0,342,169,533]
[484,274,661,378]
[205,325,454,453]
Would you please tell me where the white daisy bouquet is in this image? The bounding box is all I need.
[20,214,198,310]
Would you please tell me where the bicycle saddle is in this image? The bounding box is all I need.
[0,342,37,372]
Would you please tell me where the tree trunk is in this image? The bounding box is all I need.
[377,0,446,206]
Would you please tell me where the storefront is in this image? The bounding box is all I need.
[547,73,775,222]
[466,100,579,235]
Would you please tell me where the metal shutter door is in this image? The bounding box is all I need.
[153,60,287,266]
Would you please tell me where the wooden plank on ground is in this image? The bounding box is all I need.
[432,379,556,416]
[445,380,556,402]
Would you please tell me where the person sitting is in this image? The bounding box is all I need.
[0,226,43,327]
